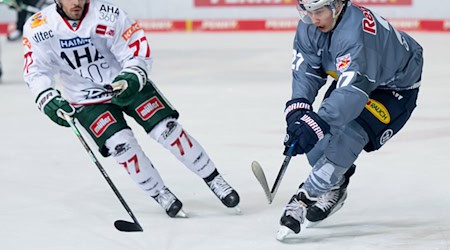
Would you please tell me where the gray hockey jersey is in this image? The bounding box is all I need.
[291,1,423,130]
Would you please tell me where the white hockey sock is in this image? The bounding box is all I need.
[149,118,216,179]
[105,129,165,197]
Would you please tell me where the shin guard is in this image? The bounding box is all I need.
[105,129,164,196]
[149,118,216,178]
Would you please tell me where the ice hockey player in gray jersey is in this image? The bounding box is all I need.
[23,0,240,218]
[277,0,423,240]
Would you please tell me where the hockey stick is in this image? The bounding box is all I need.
[61,113,143,232]
[251,141,296,204]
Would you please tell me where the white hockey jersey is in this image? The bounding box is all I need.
[23,0,152,106]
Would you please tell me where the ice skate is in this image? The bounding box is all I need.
[153,186,187,218]
[305,164,355,227]
[305,186,347,228]
[205,173,241,213]
[7,30,22,42]
[277,185,316,241]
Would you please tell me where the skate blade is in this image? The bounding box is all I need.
[276,226,295,241]
[305,200,346,228]
[305,220,320,228]
[176,209,188,218]
[232,205,242,214]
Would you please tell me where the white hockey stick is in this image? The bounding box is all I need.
[251,141,296,204]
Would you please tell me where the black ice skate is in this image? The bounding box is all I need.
[277,185,316,241]
[305,186,347,227]
[305,164,355,227]
[153,186,187,218]
[204,171,240,212]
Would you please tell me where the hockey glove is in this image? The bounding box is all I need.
[285,98,312,124]
[36,88,75,127]
[110,66,147,107]
[283,111,330,156]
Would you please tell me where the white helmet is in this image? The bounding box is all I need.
[297,0,344,24]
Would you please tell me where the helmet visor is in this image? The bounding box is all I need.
[297,0,334,24]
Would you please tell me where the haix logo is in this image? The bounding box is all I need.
[365,99,390,124]
[90,111,116,137]
[59,36,91,49]
[136,97,164,121]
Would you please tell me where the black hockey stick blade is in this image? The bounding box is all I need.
[114,220,143,232]
[251,161,273,204]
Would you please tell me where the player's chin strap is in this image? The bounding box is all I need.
[331,0,349,31]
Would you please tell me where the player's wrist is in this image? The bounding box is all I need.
[284,98,312,120]
[35,88,60,112]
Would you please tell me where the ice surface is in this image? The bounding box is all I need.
[0,32,449,250]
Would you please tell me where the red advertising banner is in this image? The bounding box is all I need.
[194,0,412,7]
[2,18,449,34]
[194,0,295,6]
[353,0,412,5]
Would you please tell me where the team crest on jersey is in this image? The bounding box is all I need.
[136,97,164,121]
[365,99,390,124]
[336,54,352,72]
[30,12,46,29]
[82,87,113,100]
[95,25,115,37]
[90,111,117,137]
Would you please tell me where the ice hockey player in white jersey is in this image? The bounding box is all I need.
[277,0,423,240]
[23,0,240,218]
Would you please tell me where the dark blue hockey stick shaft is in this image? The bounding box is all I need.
[268,141,296,203]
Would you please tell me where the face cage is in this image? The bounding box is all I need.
[297,1,338,24]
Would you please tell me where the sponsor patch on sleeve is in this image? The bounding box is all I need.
[95,25,115,37]
[30,12,46,28]
[23,37,31,49]
[121,22,142,41]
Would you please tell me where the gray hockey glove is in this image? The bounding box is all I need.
[36,88,75,127]
[110,66,147,107]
